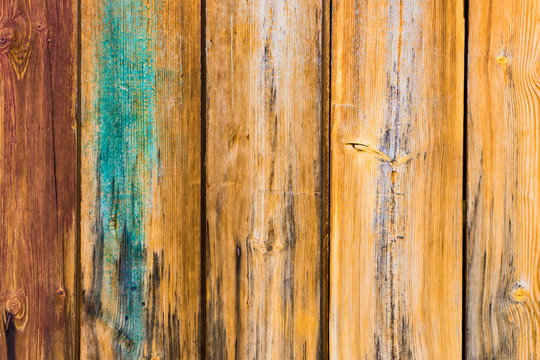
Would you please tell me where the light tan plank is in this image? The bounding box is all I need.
[330,0,464,358]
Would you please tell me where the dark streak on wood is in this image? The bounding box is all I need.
[235,242,241,359]
[467,149,517,358]
[4,314,16,360]
[320,1,330,359]
[373,0,414,357]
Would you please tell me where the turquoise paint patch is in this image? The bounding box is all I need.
[94,0,156,356]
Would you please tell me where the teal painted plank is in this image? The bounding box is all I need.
[83,0,157,357]
[82,0,203,357]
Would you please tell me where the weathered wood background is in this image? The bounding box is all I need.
[0,0,538,358]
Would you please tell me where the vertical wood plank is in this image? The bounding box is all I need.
[0,0,77,358]
[80,0,202,358]
[330,0,464,358]
[205,0,324,358]
[466,0,540,357]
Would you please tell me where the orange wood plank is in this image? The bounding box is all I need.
[205,1,325,358]
[466,0,540,357]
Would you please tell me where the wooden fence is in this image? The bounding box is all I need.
[0,0,538,358]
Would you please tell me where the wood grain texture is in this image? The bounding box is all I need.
[80,0,201,358]
[0,0,77,358]
[466,0,540,358]
[330,0,464,358]
[205,0,324,358]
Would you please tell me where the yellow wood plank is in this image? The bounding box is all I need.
[466,0,540,357]
[205,1,324,358]
[330,0,464,358]
[80,0,202,358]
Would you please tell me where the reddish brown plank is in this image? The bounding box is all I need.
[0,0,78,358]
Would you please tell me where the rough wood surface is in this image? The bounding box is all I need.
[0,0,78,358]
[205,0,324,358]
[330,0,464,358]
[80,0,201,358]
[466,0,540,358]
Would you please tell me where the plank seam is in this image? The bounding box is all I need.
[321,0,332,359]
[76,0,82,354]
[463,0,470,357]
[200,0,208,357]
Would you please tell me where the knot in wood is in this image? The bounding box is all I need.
[32,18,48,34]
[0,27,14,53]
[496,55,508,67]
[346,142,410,166]
[6,296,22,316]
[512,287,528,303]
[3,290,27,328]
[1,15,38,79]
[56,287,66,300]
[6,297,22,315]
[248,235,285,255]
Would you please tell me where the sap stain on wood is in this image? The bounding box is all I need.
[371,1,417,356]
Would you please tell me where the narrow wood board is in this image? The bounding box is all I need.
[205,0,324,358]
[466,0,540,357]
[80,0,202,358]
[0,0,78,358]
[330,0,464,358]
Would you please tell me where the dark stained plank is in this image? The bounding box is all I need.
[0,0,78,358]
[80,0,202,358]
[205,0,324,358]
[466,0,540,357]
[330,0,464,358]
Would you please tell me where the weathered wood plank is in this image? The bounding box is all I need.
[0,0,78,358]
[205,0,324,358]
[466,0,540,357]
[330,0,464,358]
[80,0,202,358]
